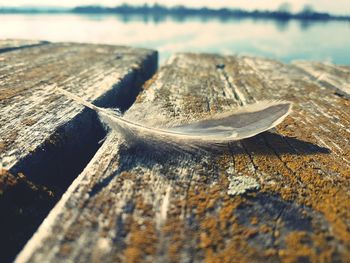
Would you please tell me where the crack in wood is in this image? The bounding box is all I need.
[0,42,157,263]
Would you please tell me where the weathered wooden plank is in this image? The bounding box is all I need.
[17,54,350,263]
[293,61,350,98]
[1,42,157,179]
[0,42,157,263]
[0,39,48,53]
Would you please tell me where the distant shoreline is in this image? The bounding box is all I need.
[0,4,349,22]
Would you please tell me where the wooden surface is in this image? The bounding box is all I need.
[16,53,350,263]
[1,42,157,180]
[0,39,48,53]
[0,41,157,262]
[293,61,350,99]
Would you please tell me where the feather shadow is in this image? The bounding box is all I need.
[88,133,330,197]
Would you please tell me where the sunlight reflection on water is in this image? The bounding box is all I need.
[0,14,349,65]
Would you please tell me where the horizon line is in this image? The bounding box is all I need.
[0,4,349,19]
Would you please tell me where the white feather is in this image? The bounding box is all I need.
[56,87,292,149]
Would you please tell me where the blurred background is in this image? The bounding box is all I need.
[0,0,349,65]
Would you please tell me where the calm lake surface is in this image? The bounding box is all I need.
[1,14,349,65]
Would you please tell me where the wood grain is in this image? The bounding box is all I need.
[0,42,157,182]
[17,53,350,263]
[0,41,157,263]
[293,61,350,99]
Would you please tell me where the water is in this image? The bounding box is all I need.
[1,14,349,65]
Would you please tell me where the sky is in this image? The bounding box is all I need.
[0,0,350,15]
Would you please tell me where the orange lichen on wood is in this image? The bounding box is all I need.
[181,162,265,262]
[21,118,37,126]
[58,243,73,256]
[250,217,259,225]
[0,141,5,152]
[0,87,24,101]
[163,217,185,262]
[43,132,66,147]
[123,219,158,262]
[135,72,159,103]
[142,72,159,91]
[121,194,158,262]
[202,219,269,263]
[0,170,54,197]
[3,130,18,148]
[0,169,18,194]
[278,231,316,263]
[274,116,350,246]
